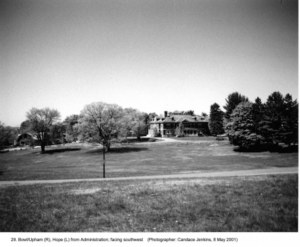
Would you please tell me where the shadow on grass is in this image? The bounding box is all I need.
[120,138,151,143]
[278,145,298,153]
[32,148,82,155]
[233,145,298,153]
[86,146,149,154]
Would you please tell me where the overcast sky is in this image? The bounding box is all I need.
[0,0,298,126]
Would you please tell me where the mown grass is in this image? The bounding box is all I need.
[0,141,297,181]
[119,137,162,143]
[168,136,218,141]
[0,174,297,232]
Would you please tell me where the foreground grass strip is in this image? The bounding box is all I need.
[0,174,297,232]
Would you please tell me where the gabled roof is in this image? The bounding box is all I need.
[162,117,173,123]
[172,115,206,122]
[16,133,38,142]
[150,114,208,124]
[177,118,194,122]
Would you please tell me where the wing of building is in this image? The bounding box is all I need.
[148,111,209,137]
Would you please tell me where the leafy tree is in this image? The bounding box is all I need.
[26,108,61,153]
[149,112,158,119]
[223,92,249,122]
[143,112,157,125]
[0,122,19,146]
[50,122,66,144]
[20,120,31,134]
[201,112,208,118]
[0,122,5,145]
[123,108,148,140]
[78,102,125,178]
[208,103,224,135]
[63,114,80,142]
[186,110,194,116]
[78,102,124,150]
[225,101,262,151]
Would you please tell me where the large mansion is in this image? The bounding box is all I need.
[148,111,209,137]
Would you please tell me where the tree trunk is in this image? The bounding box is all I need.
[41,143,45,153]
[106,142,111,152]
[102,144,106,178]
[137,135,140,141]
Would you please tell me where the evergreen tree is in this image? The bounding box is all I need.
[281,94,298,145]
[208,103,224,135]
[259,91,285,146]
[223,92,249,122]
[252,97,265,130]
[226,91,298,151]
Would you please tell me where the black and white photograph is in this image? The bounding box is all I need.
[0,0,298,245]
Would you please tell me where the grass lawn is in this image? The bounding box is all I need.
[0,141,298,181]
[0,174,297,232]
[167,136,218,141]
[119,137,161,143]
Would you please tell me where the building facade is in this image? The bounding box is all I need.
[15,133,40,146]
[148,111,209,137]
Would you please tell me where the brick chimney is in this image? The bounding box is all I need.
[164,111,168,117]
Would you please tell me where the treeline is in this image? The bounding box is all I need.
[0,102,157,153]
[1,92,297,153]
[209,92,298,151]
